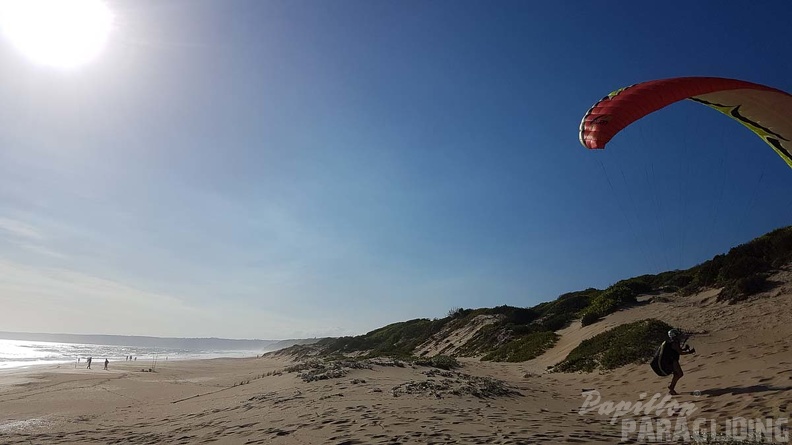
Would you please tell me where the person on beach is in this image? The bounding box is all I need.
[87,357,92,369]
[666,329,695,395]
[104,358,109,370]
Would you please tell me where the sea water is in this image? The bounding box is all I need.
[0,338,263,370]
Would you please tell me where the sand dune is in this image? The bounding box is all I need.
[415,315,500,357]
[2,278,790,444]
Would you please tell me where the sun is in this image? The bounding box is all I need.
[0,0,113,69]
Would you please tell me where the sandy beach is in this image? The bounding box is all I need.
[1,0,790,442]
[2,282,790,444]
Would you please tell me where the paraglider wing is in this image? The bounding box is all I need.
[578,77,792,168]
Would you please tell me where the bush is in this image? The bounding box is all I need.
[695,255,725,287]
[666,273,694,288]
[678,283,699,297]
[647,273,690,291]
[579,284,636,326]
[321,317,452,356]
[717,274,768,304]
[717,256,768,283]
[482,331,559,362]
[556,319,672,373]
[662,228,790,300]
[532,289,598,331]
[447,307,465,318]
[615,277,653,295]
[738,274,768,295]
[479,305,540,325]
[767,227,792,267]
[539,313,576,331]
[580,311,601,327]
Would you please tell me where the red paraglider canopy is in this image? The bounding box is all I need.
[579,77,792,168]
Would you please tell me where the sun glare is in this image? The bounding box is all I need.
[0,0,113,69]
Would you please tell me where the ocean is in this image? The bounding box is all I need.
[0,338,264,370]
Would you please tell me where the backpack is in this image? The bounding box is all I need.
[650,341,673,377]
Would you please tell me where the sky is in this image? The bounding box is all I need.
[0,0,791,339]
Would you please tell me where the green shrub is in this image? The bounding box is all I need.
[695,255,725,287]
[717,256,768,283]
[767,227,792,267]
[670,228,790,299]
[614,277,652,295]
[556,319,672,373]
[668,273,694,288]
[447,307,465,318]
[479,305,540,325]
[482,331,558,362]
[717,274,768,304]
[580,310,601,327]
[738,274,768,295]
[579,284,636,326]
[321,317,452,356]
[535,289,598,330]
[539,313,576,331]
[678,282,699,296]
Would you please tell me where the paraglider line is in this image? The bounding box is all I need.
[737,166,767,235]
[597,158,657,273]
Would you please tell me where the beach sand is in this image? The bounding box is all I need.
[1,285,790,444]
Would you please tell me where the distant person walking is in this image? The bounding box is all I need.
[87,357,92,369]
[104,359,109,370]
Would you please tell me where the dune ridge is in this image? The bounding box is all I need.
[2,275,790,444]
[2,230,792,443]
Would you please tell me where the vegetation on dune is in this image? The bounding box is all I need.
[532,288,601,331]
[317,318,451,357]
[555,319,672,373]
[580,285,636,327]
[391,372,522,399]
[580,226,792,308]
[680,226,792,301]
[482,331,559,362]
[274,226,791,367]
[717,273,770,303]
[452,300,596,362]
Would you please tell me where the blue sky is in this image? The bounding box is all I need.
[1,0,790,339]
